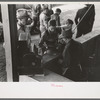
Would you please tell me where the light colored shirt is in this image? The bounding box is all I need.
[17,23,31,47]
[39,12,49,30]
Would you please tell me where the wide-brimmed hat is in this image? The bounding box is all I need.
[16,9,29,19]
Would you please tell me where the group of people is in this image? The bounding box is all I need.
[16,4,95,81]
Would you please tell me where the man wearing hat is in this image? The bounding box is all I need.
[59,24,83,81]
[39,19,59,54]
[17,9,31,42]
[17,9,32,66]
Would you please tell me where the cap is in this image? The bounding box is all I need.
[16,9,29,19]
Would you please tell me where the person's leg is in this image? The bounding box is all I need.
[40,26,46,37]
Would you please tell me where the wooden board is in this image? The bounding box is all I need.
[41,52,61,67]
[30,69,72,82]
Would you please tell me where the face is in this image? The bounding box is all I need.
[64,21,72,31]
[44,9,49,15]
[20,17,28,25]
[49,26,56,32]
[57,12,61,15]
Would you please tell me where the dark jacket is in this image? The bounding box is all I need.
[39,29,58,49]
[75,4,95,35]
[62,39,83,81]
[63,39,83,67]
[51,13,61,26]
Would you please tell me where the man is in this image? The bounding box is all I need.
[39,7,50,36]
[30,5,41,35]
[48,4,54,18]
[75,4,95,38]
[51,8,61,35]
[58,19,74,52]
[51,8,61,27]
[17,9,31,44]
[17,9,32,66]
[35,4,41,21]
[39,19,59,54]
[39,19,62,74]
[59,27,83,81]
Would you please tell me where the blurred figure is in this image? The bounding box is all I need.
[51,8,61,34]
[75,4,95,38]
[17,9,32,65]
[59,19,74,41]
[48,4,54,18]
[62,19,74,31]
[17,9,31,43]
[39,7,49,36]
[30,5,41,35]
[58,20,83,81]
[35,4,41,21]
[51,8,61,27]
[39,20,59,55]
[41,4,48,11]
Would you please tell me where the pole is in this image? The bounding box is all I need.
[1,4,13,81]
[8,5,19,81]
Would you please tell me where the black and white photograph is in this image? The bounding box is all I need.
[0,2,100,82]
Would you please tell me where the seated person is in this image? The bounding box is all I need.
[63,19,73,30]
[58,19,74,52]
[58,27,83,81]
[39,19,59,55]
[59,19,73,39]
